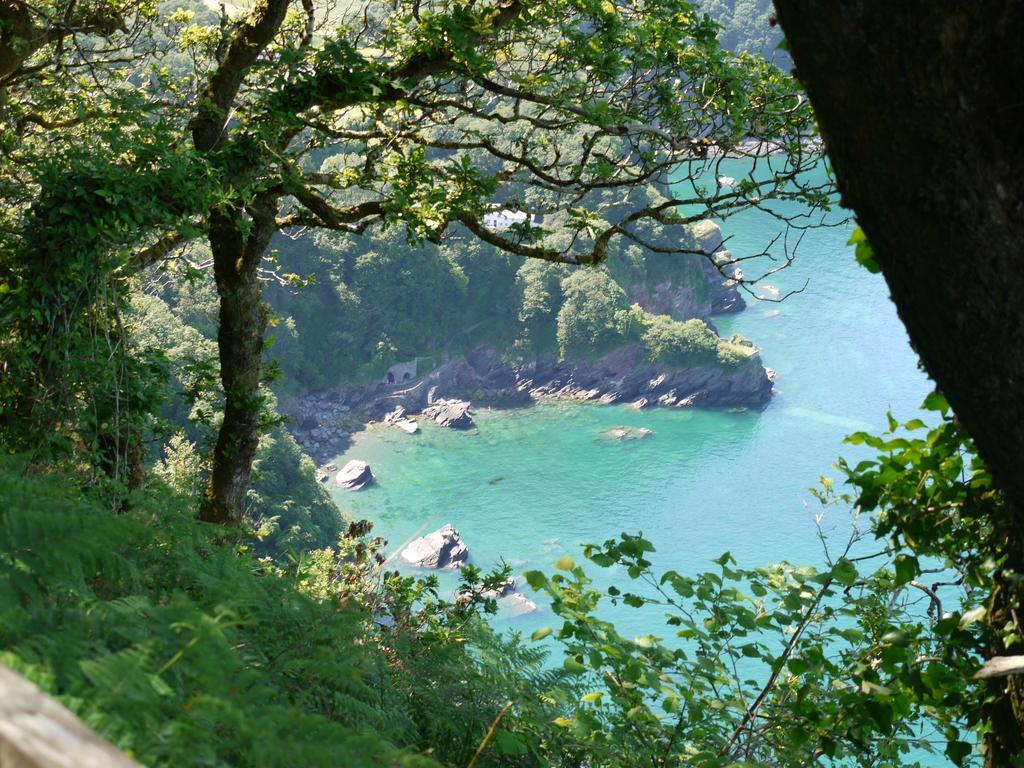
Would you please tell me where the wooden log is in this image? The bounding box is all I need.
[0,664,140,767]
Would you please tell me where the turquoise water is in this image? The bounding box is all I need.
[330,168,945,760]
[330,163,934,654]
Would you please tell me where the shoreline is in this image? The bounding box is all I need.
[284,218,769,466]
[284,343,774,466]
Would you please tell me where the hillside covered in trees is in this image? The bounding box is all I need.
[1,0,1021,766]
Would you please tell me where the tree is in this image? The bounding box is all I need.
[0,0,142,87]
[556,268,628,357]
[1,0,831,522]
[772,3,1024,763]
[183,0,833,523]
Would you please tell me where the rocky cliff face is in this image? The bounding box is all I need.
[622,220,745,320]
[692,220,746,315]
[523,343,771,409]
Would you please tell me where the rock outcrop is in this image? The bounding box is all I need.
[456,576,516,604]
[383,406,419,434]
[335,459,373,490]
[0,664,142,768]
[524,343,772,410]
[400,524,469,569]
[422,399,475,429]
[285,338,773,462]
[692,220,746,314]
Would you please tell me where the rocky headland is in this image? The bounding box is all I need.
[282,220,771,465]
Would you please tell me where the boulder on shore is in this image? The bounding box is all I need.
[400,524,469,569]
[315,462,338,483]
[335,459,374,490]
[422,399,475,429]
[384,406,420,434]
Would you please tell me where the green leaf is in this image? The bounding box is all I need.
[945,740,973,766]
[563,657,587,674]
[531,627,552,641]
[492,730,528,756]
[848,226,881,273]
[922,390,949,414]
[959,606,986,628]
[864,700,894,732]
[894,554,919,586]
[524,570,548,590]
[831,558,858,586]
[787,657,809,675]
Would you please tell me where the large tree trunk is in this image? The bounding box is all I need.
[187,0,289,525]
[772,2,1024,763]
[200,197,278,525]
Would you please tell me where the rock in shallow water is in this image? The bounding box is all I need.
[400,523,469,568]
[501,592,538,617]
[335,459,373,490]
[422,399,475,429]
[601,426,653,440]
[456,576,516,604]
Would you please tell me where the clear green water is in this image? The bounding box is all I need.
[329,166,947,761]
[330,160,934,668]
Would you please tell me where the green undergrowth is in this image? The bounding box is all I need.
[0,458,563,767]
[0,401,990,767]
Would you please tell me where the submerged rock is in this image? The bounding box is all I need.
[456,576,516,604]
[396,419,419,434]
[601,426,653,440]
[501,592,538,617]
[400,524,469,569]
[316,462,338,483]
[335,459,374,490]
[422,399,475,429]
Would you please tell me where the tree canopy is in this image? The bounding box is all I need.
[1,0,828,521]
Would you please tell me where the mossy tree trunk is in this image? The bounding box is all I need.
[187,0,290,524]
[200,196,278,524]
[772,2,1024,763]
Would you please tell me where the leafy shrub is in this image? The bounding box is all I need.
[716,340,753,367]
[641,313,721,366]
[0,458,544,767]
[248,427,346,553]
[0,399,991,768]
[556,269,630,358]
